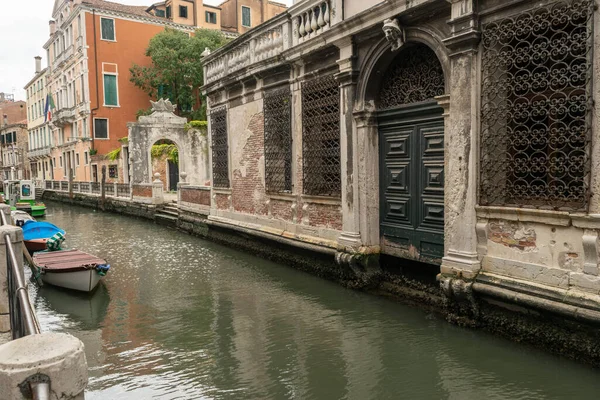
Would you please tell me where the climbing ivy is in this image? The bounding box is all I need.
[151,144,179,164]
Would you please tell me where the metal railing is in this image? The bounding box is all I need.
[0,209,49,398]
[0,210,40,339]
[43,180,132,198]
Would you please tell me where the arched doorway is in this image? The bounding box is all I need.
[150,139,179,192]
[377,43,445,264]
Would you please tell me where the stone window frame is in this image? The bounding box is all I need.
[100,17,116,42]
[93,118,109,140]
[241,6,251,27]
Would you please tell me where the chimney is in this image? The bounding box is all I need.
[35,56,42,73]
[49,20,56,35]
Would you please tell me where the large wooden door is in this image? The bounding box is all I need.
[379,102,444,264]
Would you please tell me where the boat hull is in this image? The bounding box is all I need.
[24,239,48,252]
[42,269,102,292]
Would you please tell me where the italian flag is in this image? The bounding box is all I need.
[44,94,55,123]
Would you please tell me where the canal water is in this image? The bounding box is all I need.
[29,203,600,399]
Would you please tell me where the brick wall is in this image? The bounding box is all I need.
[214,192,229,210]
[270,199,294,221]
[231,112,268,215]
[181,187,211,205]
[132,184,152,197]
[304,203,342,230]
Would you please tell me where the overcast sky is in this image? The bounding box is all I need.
[0,0,291,102]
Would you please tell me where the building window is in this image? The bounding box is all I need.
[155,9,165,17]
[103,74,118,106]
[480,0,593,211]
[59,156,63,167]
[166,5,171,18]
[210,106,229,188]
[264,86,292,193]
[179,5,188,18]
[100,18,115,41]
[205,11,217,24]
[76,153,80,167]
[84,151,89,165]
[301,75,340,197]
[241,6,251,27]
[94,118,108,139]
[109,165,118,178]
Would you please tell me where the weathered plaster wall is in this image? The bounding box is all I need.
[228,100,268,215]
[477,212,600,297]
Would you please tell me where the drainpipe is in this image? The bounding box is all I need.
[90,9,99,154]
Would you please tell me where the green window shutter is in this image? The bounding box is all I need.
[100,18,115,41]
[242,7,251,27]
[103,75,118,106]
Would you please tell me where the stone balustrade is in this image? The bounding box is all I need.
[294,0,331,44]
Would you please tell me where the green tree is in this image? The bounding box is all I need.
[130,28,228,120]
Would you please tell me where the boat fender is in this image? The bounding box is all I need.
[96,264,111,276]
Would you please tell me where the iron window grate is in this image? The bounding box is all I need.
[479,0,593,211]
[210,106,229,188]
[301,75,341,197]
[264,86,293,193]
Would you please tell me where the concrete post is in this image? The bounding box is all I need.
[0,332,88,399]
[440,0,481,279]
[152,172,164,205]
[335,38,362,252]
[0,224,23,334]
[113,182,118,197]
[88,181,93,194]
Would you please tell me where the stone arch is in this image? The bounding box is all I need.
[355,27,450,111]
[354,28,450,264]
[128,99,209,187]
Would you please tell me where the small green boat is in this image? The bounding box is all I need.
[2,180,46,217]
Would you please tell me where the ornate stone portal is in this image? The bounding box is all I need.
[127,99,209,190]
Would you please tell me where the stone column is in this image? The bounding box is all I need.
[353,109,379,249]
[440,0,481,279]
[335,38,361,251]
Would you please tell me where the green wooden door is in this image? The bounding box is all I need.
[379,102,444,264]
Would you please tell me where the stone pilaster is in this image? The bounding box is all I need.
[353,109,379,249]
[440,0,481,279]
[334,38,361,251]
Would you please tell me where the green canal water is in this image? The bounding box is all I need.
[29,203,600,399]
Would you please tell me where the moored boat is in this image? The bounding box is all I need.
[22,220,66,253]
[3,180,46,217]
[33,250,110,292]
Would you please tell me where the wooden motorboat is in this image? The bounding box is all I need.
[32,250,110,292]
[22,220,66,253]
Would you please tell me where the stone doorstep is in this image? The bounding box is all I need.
[475,271,600,314]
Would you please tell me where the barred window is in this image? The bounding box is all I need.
[480,0,593,210]
[210,107,229,188]
[264,86,292,192]
[301,75,340,197]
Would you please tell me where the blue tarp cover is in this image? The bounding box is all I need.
[22,221,65,241]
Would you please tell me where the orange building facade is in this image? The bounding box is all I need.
[44,0,199,183]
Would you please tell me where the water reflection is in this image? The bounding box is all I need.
[31,202,600,399]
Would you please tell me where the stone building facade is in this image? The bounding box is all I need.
[202,0,600,328]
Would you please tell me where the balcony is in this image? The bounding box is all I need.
[28,147,51,160]
[64,44,74,62]
[76,36,84,52]
[203,0,342,86]
[52,51,65,70]
[53,107,76,127]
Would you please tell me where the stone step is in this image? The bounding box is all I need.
[158,209,179,218]
[155,213,178,227]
